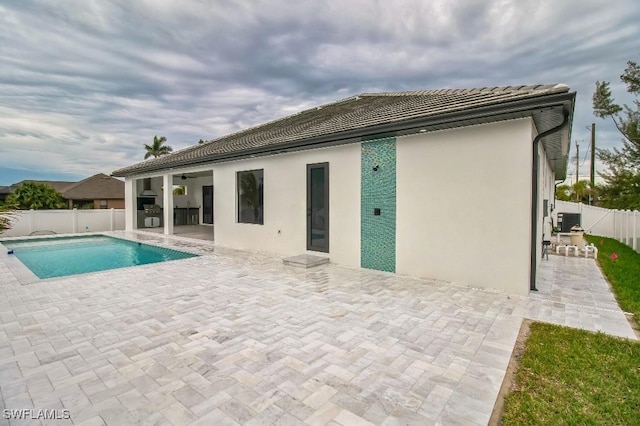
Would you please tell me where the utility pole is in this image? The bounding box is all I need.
[575,141,579,201]
[590,123,596,205]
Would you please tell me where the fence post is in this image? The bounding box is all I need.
[110,208,115,231]
[73,208,78,234]
[624,210,632,247]
[618,210,623,242]
[28,209,34,235]
[626,210,630,246]
[634,210,637,251]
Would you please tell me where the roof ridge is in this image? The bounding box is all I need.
[359,84,563,97]
[203,94,362,146]
[58,173,112,193]
[59,175,95,193]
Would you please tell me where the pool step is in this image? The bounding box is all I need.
[283,254,329,268]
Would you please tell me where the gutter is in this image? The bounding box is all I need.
[113,92,576,177]
[530,110,570,291]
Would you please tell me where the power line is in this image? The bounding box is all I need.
[580,141,590,168]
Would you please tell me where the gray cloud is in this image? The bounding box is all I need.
[0,0,638,185]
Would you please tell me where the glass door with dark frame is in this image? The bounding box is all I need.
[307,163,329,252]
[202,185,213,224]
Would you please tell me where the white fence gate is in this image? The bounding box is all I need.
[0,209,126,237]
[555,201,639,251]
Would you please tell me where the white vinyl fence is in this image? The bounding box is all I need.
[555,200,639,251]
[0,209,125,237]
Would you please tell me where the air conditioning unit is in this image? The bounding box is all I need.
[557,212,581,233]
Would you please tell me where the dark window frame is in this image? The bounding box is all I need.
[307,162,329,252]
[236,169,264,225]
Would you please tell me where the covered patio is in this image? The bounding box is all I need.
[125,168,214,241]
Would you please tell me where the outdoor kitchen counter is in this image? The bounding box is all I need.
[173,207,199,225]
[136,210,163,228]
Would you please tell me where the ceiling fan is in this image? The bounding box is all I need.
[180,174,198,180]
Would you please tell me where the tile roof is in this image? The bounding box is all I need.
[113,85,572,177]
[61,173,124,200]
[11,174,124,200]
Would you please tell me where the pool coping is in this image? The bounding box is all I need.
[0,232,203,285]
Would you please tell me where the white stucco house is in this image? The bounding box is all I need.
[112,85,575,295]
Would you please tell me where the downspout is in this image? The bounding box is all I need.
[550,180,565,231]
[530,111,570,291]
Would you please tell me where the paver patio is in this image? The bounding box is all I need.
[0,232,635,425]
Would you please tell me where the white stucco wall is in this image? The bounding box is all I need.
[120,117,556,294]
[396,118,534,294]
[214,144,361,267]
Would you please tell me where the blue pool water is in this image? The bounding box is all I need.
[2,235,197,279]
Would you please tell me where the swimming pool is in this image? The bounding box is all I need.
[1,235,197,279]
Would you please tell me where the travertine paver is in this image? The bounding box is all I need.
[526,255,636,339]
[0,231,635,425]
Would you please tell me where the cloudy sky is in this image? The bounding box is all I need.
[0,0,638,185]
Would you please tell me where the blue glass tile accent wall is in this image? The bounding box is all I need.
[361,137,396,272]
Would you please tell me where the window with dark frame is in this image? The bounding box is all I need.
[100,200,108,209]
[237,169,264,224]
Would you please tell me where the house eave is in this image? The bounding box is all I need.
[113,92,575,178]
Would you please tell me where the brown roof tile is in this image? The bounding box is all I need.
[61,174,124,200]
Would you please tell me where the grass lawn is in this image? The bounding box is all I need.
[585,234,640,328]
[501,322,640,425]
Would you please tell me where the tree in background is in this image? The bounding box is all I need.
[555,184,572,201]
[198,139,205,144]
[144,135,173,159]
[555,181,595,204]
[593,59,640,209]
[0,202,16,232]
[572,180,594,204]
[6,182,65,209]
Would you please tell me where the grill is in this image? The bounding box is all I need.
[143,204,161,227]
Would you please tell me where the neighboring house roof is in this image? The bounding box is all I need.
[11,180,76,193]
[113,85,575,179]
[0,186,11,195]
[10,174,124,200]
[61,173,124,200]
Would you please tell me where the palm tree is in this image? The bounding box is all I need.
[144,135,173,159]
[572,180,596,204]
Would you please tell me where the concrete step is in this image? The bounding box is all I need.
[283,254,329,268]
